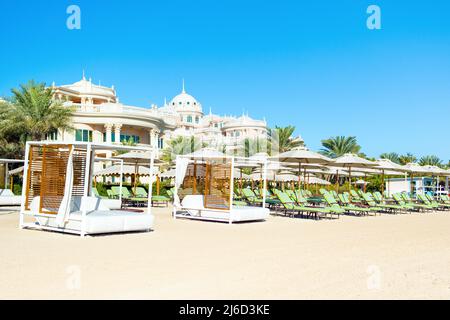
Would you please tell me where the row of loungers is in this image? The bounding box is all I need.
[261,188,450,220]
[92,186,171,207]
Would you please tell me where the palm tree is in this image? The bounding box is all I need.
[380,152,400,164]
[243,137,270,157]
[0,140,24,159]
[161,136,204,162]
[419,155,443,167]
[271,125,303,154]
[320,136,361,159]
[399,153,417,165]
[4,81,73,141]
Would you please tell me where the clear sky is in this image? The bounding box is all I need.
[1,0,449,160]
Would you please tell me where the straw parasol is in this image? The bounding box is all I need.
[273,147,332,190]
[332,153,377,199]
[373,159,408,195]
[115,150,160,194]
[402,163,430,195]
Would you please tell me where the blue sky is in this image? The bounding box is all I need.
[1,0,450,160]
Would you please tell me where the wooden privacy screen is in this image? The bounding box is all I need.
[25,145,89,214]
[204,158,232,210]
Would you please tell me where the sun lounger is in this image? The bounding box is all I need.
[274,190,335,220]
[324,193,370,216]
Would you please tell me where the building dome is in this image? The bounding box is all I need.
[169,81,202,113]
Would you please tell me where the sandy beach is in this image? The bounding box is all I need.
[1,207,450,300]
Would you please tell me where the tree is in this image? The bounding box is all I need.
[419,155,443,167]
[243,137,270,157]
[271,125,303,154]
[4,81,73,141]
[161,136,204,162]
[399,153,417,165]
[320,136,361,159]
[380,152,400,164]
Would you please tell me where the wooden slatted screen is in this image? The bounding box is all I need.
[25,145,89,214]
[204,159,232,210]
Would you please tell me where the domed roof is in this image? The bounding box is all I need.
[169,81,202,113]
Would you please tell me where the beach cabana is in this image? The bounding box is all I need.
[0,159,24,207]
[173,152,270,224]
[19,142,156,237]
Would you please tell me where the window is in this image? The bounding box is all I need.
[195,116,199,124]
[158,138,164,149]
[120,134,140,144]
[187,101,190,105]
[187,115,193,123]
[103,132,116,142]
[46,130,58,141]
[75,129,92,142]
[214,123,218,128]
[236,131,240,137]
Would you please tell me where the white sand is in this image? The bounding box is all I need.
[1,207,450,299]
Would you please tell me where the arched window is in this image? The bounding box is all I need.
[187,115,193,123]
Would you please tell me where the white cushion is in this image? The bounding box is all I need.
[0,189,15,197]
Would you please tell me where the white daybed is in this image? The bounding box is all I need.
[173,151,270,224]
[19,142,156,237]
[0,189,21,206]
[179,195,269,223]
[30,196,153,235]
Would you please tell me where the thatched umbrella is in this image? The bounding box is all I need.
[403,163,430,196]
[332,154,377,200]
[273,147,332,190]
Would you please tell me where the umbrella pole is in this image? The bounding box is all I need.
[193,161,197,194]
[381,169,385,195]
[156,175,160,196]
[303,167,307,191]
[348,166,352,201]
[364,174,367,193]
[335,170,339,193]
[298,163,301,191]
[240,169,243,195]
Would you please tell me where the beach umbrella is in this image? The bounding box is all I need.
[273,147,332,190]
[332,154,377,200]
[94,165,154,177]
[373,159,408,195]
[115,150,161,194]
[422,165,447,195]
[402,163,431,196]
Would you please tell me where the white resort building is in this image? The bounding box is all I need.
[51,75,270,154]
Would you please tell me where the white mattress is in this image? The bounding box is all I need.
[36,210,154,234]
[180,195,270,222]
[29,196,154,235]
[0,194,21,206]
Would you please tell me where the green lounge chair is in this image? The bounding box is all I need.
[242,188,280,207]
[135,186,170,207]
[391,193,420,212]
[111,186,147,206]
[349,190,363,203]
[361,192,403,214]
[91,187,107,199]
[439,194,450,205]
[400,193,433,211]
[274,190,334,220]
[324,193,370,216]
[340,193,379,214]
[419,193,447,210]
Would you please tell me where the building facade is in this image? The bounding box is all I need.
[51,75,270,154]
